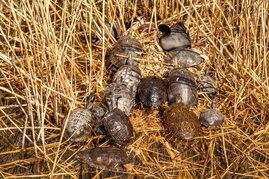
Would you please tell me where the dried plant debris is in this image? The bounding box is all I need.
[106,35,143,74]
[91,21,121,44]
[103,108,133,146]
[79,147,132,172]
[137,76,167,108]
[167,67,198,107]
[103,83,135,116]
[162,104,201,146]
[158,21,191,51]
[112,65,142,98]
[200,108,224,127]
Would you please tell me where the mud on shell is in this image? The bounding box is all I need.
[137,76,167,108]
[103,108,133,146]
[162,104,201,144]
[167,67,198,107]
[79,147,131,171]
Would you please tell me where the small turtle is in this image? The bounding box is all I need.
[200,101,224,127]
[79,147,131,171]
[137,76,167,108]
[64,94,97,143]
[158,21,191,51]
[112,65,142,98]
[106,35,143,73]
[162,104,201,145]
[103,83,134,116]
[198,74,218,100]
[167,67,198,107]
[92,21,121,44]
[167,48,204,68]
[103,108,133,146]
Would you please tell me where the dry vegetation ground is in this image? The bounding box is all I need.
[0,0,268,178]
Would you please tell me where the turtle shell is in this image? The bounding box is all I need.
[167,67,198,107]
[168,48,204,67]
[198,75,218,100]
[162,104,201,144]
[91,22,121,43]
[103,108,133,146]
[158,21,191,51]
[112,65,141,98]
[106,35,143,73]
[64,108,92,143]
[137,76,167,108]
[103,83,134,116]
[200,108,224,127]
[79,147,130,171]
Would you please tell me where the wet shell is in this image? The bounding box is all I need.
[104,83,134,116]
[162,104,201,143]
[80,147,130,171]
[158,22,191,51]
[200,109,224,127]
[112,65,142,98]
[198,75,218,100]
[103,108,133,146]
[64,108,92,143]
[169,48,204,67]
[167,67,198,107]
[90,103,108,123]
[106,35,143,73]
[137,76,167,108]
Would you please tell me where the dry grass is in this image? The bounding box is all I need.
[0,0,268,178]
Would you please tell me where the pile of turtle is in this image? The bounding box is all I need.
[63,20,224,173]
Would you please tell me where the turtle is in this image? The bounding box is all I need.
[167,67,198,107]
[161,104,201,147]
[197,74,218,100]
[166,48,205,68]
[103,108,134,146]
[137,76,167,108]
[158,21,191,51]
[64,93,98,143]
[79,147,131,171]
[199,100,224,127]
[103,83,134,116]
[112,65,142,98]
[106,35,143,74]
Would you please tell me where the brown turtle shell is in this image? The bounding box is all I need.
[137,76,167,108]
[103,108,133,146]
[79,147,130,171]
[64,108,92,143]
[106,35,143,73]
[167,67,198,107]
[162,104,201,144]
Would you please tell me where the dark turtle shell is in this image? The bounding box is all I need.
[200,109,224,127]
[158,21,191,51]
[167,67,198,107]
[64,108,92,143]
[103,108,133,146]
[79,147,130,171]
[92,22,121,43]
[112,65,141,98]
[137,76,167,108]
[106,35,143,73]
[162,104,201,143]
[103,83,134,116]
[198,75,218,100]
[168,48,204,67]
